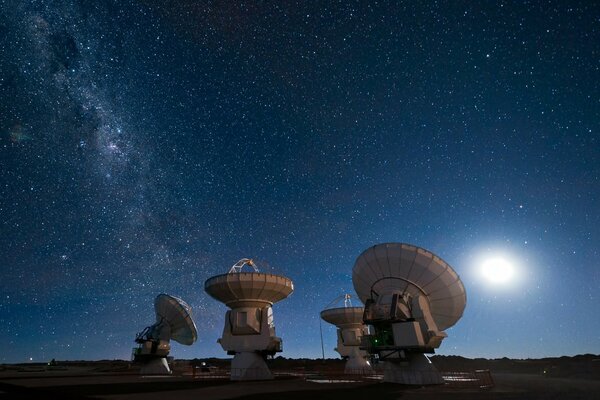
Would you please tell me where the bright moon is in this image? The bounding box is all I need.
[481,258,514,284]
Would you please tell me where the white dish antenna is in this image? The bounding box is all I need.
[133,294,198,374]
[205,271,293,309]
[153,294,198,345]
[321,306,365,327]
[353,243,466,330]
[205,258,294,381]
[320,294,372,374]
[352,243,466,385]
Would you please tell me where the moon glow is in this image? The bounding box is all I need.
[481,257,514,284]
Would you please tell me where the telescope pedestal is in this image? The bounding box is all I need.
[231,352,273,381]
[140,358,171,375]
[383,353,443,385]
[344,348,372,374]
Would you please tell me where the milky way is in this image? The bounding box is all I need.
[1,1,598,362]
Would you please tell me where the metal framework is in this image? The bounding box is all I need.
[228,258,260,273]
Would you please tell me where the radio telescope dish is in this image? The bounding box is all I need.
[353,243,466,330]
[320,294,372,374]
[205,258,294,381]
[133,294,198,375]
[321,306,365,327]
[205,272,293,308]
[352,243,466,385]
[154,294,198,345]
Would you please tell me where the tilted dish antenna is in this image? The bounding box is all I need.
[133,294,198,374]
[352,243,466,385]
[205,258,294,381]
[320,294,373,374]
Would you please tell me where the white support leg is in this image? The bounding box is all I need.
[230,352,273,381]
[383,353,444,385]
[140,357,171,375]
[344,348,373,374]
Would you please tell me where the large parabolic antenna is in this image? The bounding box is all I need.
[205,258,294,381]
[352,243,466,385]
[320,294,372,374]
[133,294,198,375]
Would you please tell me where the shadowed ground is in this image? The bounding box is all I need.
[1,357,599,399]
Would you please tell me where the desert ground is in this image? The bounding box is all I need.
[1,355,599,399]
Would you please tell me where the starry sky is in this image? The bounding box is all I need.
[1,1,598,364]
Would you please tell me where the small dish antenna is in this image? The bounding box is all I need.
[320,294,373,374]
[133,294,198,374]
[205,258,294,380]
[352,243,466,385]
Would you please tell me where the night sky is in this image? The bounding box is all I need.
[1,1,598,364]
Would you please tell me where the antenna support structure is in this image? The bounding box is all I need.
[132,294,198,375]
[352,243,467,385]
[320,294,373,374]
[205,258,294,380]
